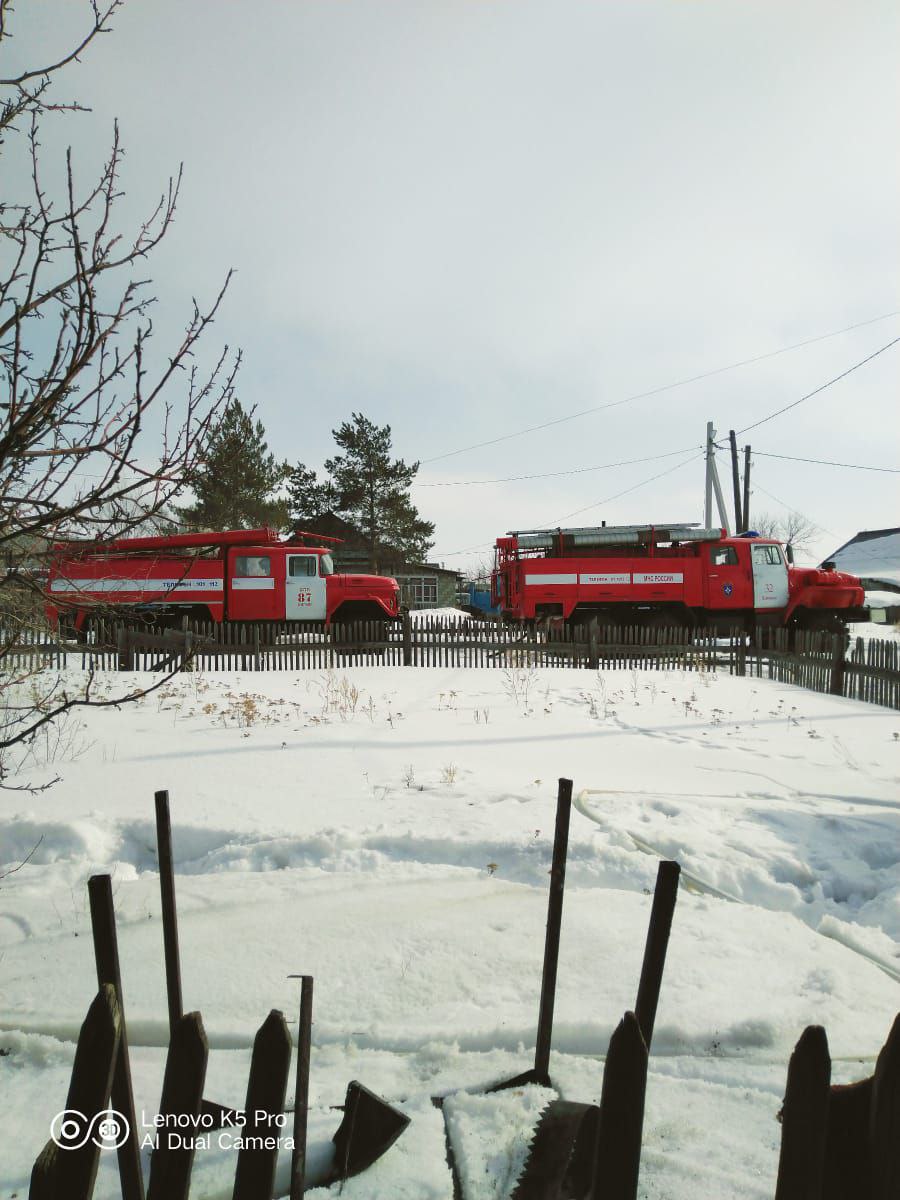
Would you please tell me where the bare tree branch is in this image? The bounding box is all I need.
[0,834,43,876]
[753,509,820,554]
[0,0,239,782]
[0,1,119,87]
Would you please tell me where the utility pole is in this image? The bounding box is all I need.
[704,422,731,534]
[729,430,743,533]
[742,444,752,532]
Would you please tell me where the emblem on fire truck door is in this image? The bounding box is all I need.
[723,583,733,596]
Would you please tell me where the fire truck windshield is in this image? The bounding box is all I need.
[319,553,334,576]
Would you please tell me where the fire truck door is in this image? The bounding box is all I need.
[706,544,744,610]
[285,554,327,620]
[751,543,789,610]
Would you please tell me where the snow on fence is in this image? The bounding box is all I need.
[3,617,899,708]
[28,783,900,1199]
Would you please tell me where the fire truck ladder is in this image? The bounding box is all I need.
[53,528,346,558]
[509,523,725,550]
[52,528,287,556]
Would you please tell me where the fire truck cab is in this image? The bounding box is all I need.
[225,543,335,622]
[704,538,789,615]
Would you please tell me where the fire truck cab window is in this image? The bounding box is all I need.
[319,554,334,576]
[288,556,317,578]
[710,547,738,566]
[752,545,783,566]
[235,555,270,577]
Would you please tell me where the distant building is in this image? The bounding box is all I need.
[294,515,461,609]
[825,528,900,595]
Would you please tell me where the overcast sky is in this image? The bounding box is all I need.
[8,0,899,571]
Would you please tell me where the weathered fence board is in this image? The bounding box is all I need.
[594,1011,649,1200]
[534,778,573,1085]
[290,976,314,1200]
[870,1013,900,1200]
[154,790,184,1039]
[146,1013,209,1200]
[774,1025,831,1200]
[232,1009,292,1200]
[87,875,145,1200]
[634,861,680,1051]
[30,985,122,1200]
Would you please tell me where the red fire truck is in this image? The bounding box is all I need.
[45,528,401,633]
[491,524,867,632]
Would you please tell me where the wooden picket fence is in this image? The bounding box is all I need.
[0,622,66,669]
[2,617,899,709]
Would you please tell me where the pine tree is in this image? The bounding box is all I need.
[178,400,290,530]
[289,414,434,571]
[286,464,339,522]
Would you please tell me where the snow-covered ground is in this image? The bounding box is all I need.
[410,606,472,623]
[848,617,899,643]
[1,660,898,1198]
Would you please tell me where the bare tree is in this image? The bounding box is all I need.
[0,0,238,782]
[753,509,820,553]
[464,553,495,586]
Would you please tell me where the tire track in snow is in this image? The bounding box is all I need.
[574,789,900,985]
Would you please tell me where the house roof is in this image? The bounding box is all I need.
[825,528,900,588]
[294,514,456,577]
[389,562,461,580]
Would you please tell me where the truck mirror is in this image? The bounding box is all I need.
[785,543,794,564]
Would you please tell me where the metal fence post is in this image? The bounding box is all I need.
[154,790,184,1039]
[533,778,573,1082]
[290,976,314,1199]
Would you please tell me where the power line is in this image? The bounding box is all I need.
[751,450,900,473]
[435,452,705,558]
[438,541,493,559]
[735,335,900,435]
[553,450,705,524]
[418,438,897,493]
[417,439,897,490]
[413,446,700,487]
[420,309,900,465]
[748,476,838,540]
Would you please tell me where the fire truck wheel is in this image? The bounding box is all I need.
[641,609,689,633]
[331,608,392,652]
[789,610,843,638]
